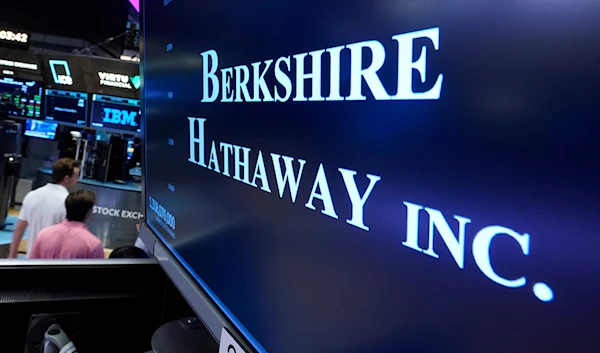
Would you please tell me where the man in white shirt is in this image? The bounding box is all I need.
[8,158,80,258]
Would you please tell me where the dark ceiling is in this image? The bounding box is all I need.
[0,0,130,44]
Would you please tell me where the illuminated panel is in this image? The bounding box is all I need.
[0,76,43,118]
[90,94,141,134]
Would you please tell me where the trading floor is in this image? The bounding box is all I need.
[0,208,114,259]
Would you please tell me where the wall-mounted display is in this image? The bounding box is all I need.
[0,76,43,118]
[44,89,88,127]
[90,94,140,134]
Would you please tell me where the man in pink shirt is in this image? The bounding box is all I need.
[29,189,105,259]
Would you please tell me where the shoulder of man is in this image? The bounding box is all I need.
[33,227,52,244]
[25,184,55,200]
[87,233,104,254]
[23,185,43,200]
[82,228,102,243]
[38,223,62,236]
[18,187,43,220]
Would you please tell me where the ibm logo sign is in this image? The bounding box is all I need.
[103,108,138,127]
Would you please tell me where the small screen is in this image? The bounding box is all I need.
[44,89,88,127]
[0,76,43,118]
[90,94,141,134]
[126,139,135,160]
[24,119,57,140]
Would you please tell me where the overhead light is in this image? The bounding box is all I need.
[120,55,140,62]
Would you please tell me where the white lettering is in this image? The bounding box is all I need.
[402,201,424,252]
[392,27,443,100]
[233,145,252,184]
[326,46,345,101]
[234,65,252,102]
[201,50,219,102]
[270,154,306,203]
[0,59,38,71]
[220,67,234,102]
[251,150,271,193]
[274,57,292,102]
[338,168,381,231]
[422,207,471,269]
[188,117,207,167]
[93,206,143,219]
[252,60,274,102]
[293,49,326,102]
[305,164,338,219]
[183,119,543,299]
[197,28,443,103]
[97,72,133,89]
[346,40,390,101]
[473,226,530,288]
[208,140,221,173]
[220,142,234,177]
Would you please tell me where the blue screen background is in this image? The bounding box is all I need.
[143,1,600,352]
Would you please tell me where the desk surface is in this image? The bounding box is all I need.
[38,168,142,192]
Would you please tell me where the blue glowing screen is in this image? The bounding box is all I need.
[142,1,600,352]
[90,94,141,134]
[24,119,58,140]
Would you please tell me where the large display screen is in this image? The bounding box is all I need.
[0,76,42,118]
[143,1,600,353]
[44,89,88,127]
[24,119,57,140]
[90,94,141,133]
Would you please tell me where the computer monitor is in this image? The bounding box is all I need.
[24,119,57,140]
[0,76,43,118]
[44,89,88,127]
[0,259,197,353]
[141,1,600,353]
[90,94,141,134]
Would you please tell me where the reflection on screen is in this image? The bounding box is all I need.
[0,76,43,118]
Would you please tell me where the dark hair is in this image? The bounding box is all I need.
[65,189,96,222]
[51,158,80,184]
[109,246,149,259]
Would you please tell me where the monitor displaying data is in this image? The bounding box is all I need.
[90,94,141,133]
[44,89,88,127]
[143,1,600,353]
[0,76,42,118]
[24,119,57,140]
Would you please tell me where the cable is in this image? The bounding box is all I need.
[74,29,137,56]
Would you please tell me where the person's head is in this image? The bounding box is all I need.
[65,189,96,222]
[109,246,149,259]
[51,158,80,188]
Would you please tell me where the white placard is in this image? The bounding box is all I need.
[219,327,247,353]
